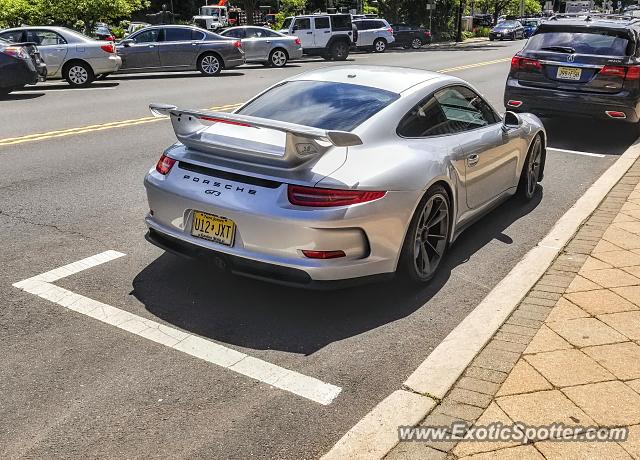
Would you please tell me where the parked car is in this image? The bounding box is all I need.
[489,20,525,40]
[219,26,302,67]
[504,17,640,130]
[94,24,115,41]
[279,14,353,60]
[520,18,542,38]
[352,19,395,52]
[391,24,432,49]
[143,66,546,288]
[116,25,244,76]
[0,37,47,95]
[0,26,121,86]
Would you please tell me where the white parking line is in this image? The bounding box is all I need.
[548,147,606,158]
[12,251,342,406]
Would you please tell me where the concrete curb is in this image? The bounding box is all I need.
[321,139,640,460]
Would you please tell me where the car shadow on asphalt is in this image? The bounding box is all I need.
[0,92,45,100]
[543,117,638,155]
[132,191,542,355]
[112,72,245,81]
[396,43,516,53]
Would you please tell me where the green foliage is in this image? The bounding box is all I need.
[504,0,541,16]
[474,26,491,37]
[461,30,474,40]
[111,26,125,38]
[0,0,41,27]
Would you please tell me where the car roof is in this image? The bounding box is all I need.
[538,17,640,33]
[288,65,443,93]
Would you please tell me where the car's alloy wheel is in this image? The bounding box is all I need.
[199,54,221,75]
[412,193,450,280]
[518,135,543,200]
[65,63,93,87]
[374,38,386,52]
[331,41,349,60]
[411,38,422,49]
[270,49,287,67]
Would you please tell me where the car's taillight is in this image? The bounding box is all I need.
[600,65,640,80]
[287,185,385,207]
[233,40,242,48]
[294,37,301,45]
[100,43,115,53]
[511,56,541,71]
[387,27,393,34]
[424,30,432,37]
[155,154,176,175]
[0,45,29,59]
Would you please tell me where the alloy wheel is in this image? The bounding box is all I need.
[527,138,542,197]
[413,193,449,279]
[68,65,88,85]
[201,55,220,74]
[411,38,422,49]
[271,50,287,67]
[375,40,386,52]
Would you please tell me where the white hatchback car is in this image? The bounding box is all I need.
[353,18,395,52]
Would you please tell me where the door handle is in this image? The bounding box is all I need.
[324,30,330,33]
[306,31,313,34]
[265,40,271,43]
[467,154,480,167]
[148,45,155,48]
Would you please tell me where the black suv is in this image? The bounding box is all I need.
[504,17,640,127]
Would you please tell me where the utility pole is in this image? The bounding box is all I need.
[456,0,464,42]
[519,0,524,17]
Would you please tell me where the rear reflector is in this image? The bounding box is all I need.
[287,185,386,207]
[605,111,626,119]
[507,100,523,108]
[100,43,115,53]
[155,154,176,175]
[302,250,346,259]
[511,56,541,72]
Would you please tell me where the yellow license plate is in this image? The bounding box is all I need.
[191,211,236,246]
[557,66,582,80]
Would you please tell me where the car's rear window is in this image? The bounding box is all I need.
[237,81,399,131]
[331,15,352,32]
[526,30,631,56]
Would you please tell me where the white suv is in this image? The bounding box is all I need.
[353,18,395,52]
[280,14,353,60]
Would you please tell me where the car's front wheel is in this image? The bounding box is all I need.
[63,61,94,87]
[374,38,387,53]
[197,53,222,76]
[399,185,451,283]
[411,37,423,49]
[269,48,288,67]
[517,135,543,200]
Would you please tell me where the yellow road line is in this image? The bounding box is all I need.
[0,57,513,147]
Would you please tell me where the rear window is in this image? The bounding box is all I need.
[237,81,399,131]
[331,15,352,32]
[526,30,631,56]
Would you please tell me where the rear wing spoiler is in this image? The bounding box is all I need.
[149,103,362,168]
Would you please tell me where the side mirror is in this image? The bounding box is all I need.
[502,111,522,132]
[121,38,134,47]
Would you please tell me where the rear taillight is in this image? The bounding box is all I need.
[387,27,393,34]
[0,45,29,59]
[100,43,115,53]
[287,185,385,207]
[600,65,640,80]
[233,40,242,48]
[155,154,176,175]
[294,37,301,45]
[424,31,432,37]
[511,56,541,72]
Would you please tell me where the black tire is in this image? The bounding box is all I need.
[410,37,423,49]
[329,40,349,60]
[373,38,387,53]
[517,135,544,200]
[268,48,288,67]
[489,37,494,41]
[398,185,451,283]
[63,61,94,87]
[0,87,11,96]
[197,53,222,76]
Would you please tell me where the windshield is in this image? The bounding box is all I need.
[282,18,292,29]
[521,20,539,27]
[527,30,630,56]
[237,81,399,131]
[497,21,518,28]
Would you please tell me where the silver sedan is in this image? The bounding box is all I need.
[0,26,121,86]
[116,25,244,76]
[144,66,546,288]
[219,26,302,67]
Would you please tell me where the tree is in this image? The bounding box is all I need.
[504,0,541,16]
[38,0,148,33]
[0,0,42,28]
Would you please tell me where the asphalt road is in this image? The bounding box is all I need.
[1,40,636,459]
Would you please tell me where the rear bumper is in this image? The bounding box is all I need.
[89,55,122,74]
[504,77,640,122]
[0,59,39,89]
[490,32,514,40]
[224,56,245,69]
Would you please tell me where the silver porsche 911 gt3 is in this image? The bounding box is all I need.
[144,66,546,288]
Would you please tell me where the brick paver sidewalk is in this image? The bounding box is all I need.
[387,160,640,460]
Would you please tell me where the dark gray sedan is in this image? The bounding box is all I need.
[219,26,302,67]
[116,25,245,76]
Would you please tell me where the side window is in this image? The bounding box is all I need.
[244,28,259,38]
[397,86,499,137]
[133,28,161,43]
[293,18,311,31]
[192,30,205,40]
[0,30,24,42]
[27,30,67,46]
[223,29,244,39]
[164,28,193,41]
[315,17,330,30]
[264,30,281,38]
[331,15,352,31]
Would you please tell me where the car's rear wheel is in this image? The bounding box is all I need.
[269,48,288,67]
[517,134,543,200]
[197,53,222,76]
[399,185,451,283]
[63,61,94,87]
[411,37,423,49]
[330,41,349,60]
[374,38,387,53]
